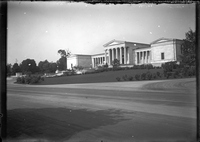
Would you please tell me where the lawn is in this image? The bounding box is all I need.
[38,69,163,85]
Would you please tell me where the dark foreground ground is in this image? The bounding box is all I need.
[6,77,196,142]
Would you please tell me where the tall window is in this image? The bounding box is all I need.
[161,52,164,60]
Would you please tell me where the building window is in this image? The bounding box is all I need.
[161,52,164,60]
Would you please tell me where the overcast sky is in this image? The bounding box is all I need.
[8,2,195,65]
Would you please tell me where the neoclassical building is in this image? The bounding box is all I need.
[67,37,183,69]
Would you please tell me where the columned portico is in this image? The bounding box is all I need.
[135,50,151,65]
[106,46,128,66]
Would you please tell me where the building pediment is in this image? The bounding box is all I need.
[151,37,173,45]
[103,39,125,47]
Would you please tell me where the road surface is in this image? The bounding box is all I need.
[6,78,196,142]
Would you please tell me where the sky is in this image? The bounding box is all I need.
[8,2,195,65]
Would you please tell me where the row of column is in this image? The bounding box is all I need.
[105,47,128,65]
[136,50,151,64]
[93,57,105,67]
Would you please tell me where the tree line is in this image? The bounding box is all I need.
[7,49,71,76]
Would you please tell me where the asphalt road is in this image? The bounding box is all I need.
[6,78,196,142]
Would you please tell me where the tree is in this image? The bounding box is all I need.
[112,59,120,68]
[48,62,57,73]
[12,63,21,75]
[57,57,66,71]
[57,49,71,70]
[180,29,196,66]
[7,64,12,76]
[20,59,37,74]
[38,60,50,73]
[38,60,57,73]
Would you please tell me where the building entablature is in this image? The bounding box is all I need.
[134,47,151,52]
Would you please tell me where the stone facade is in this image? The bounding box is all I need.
[67,54,92,69]
[67,38,183,69]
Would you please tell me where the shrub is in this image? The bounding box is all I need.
[113,67,121,71]
[116,77,121,81]
[15,74,44,84]
[156,72,161,78]
[141,73,146,80]
[152,73,157,79]
[103,63,108,68]
[25,76,31,84]
[135,74,140,81]
[16,77,22,83]
[122,74,128,81]
[128,76,134,81]
[146,72,152,80]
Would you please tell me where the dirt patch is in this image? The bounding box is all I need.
[7,108,128,141]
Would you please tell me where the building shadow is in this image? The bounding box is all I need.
[7,108,128,141]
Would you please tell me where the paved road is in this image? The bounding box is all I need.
[6,78,196,142]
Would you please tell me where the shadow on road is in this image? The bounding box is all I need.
[7,108,128,141]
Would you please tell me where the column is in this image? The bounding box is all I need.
[145,51,148,63]
[147,50,149,64]
[120,47,122,64]
[108,49,111,65]
[136,52,138,65]
[112,48,114,63]
[141,51,144,64]
[127,47,129,64]
[139,52,141,64]
[93,58,95,67]
[105,50,107,64]
[148,51,150,63]
[138,52,140,64]
[149,51,152,62]
[124,47,127,64]
[116,48,118,60]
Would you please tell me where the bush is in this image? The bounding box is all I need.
[146,72,152,80]
[135,74,140,81]
[16,77,22,83]
[116,77,121,81]
[156,71,161,78]
[132,64,154,70]
[152,73,157,79]
[128,76,134,81]
[122,74,128,81]
[25,76,31,84]
[15,74,44,84]
[141,73,146,80]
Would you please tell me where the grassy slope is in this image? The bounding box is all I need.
[38,69,163,85]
